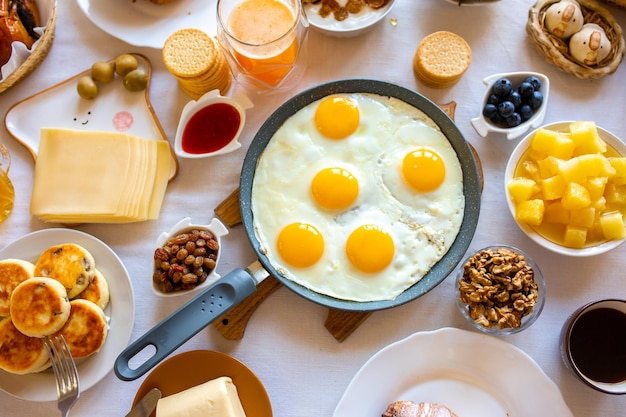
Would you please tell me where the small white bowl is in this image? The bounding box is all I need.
[152,217,228,297]
[504,121,626,257]
[471,72,549,140]
[304,0,395,38]
[174,90,253,159]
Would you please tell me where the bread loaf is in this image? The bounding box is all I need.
[0,0,41,67]
[382,401,459,417]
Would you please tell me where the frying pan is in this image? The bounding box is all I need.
[115,79,481,381]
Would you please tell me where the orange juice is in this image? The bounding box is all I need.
[227,0,298,86]
[0,145,13,223]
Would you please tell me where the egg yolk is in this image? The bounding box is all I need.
[311,167,359,210]
[402,147,446,192]
[345,224,394,273]
[277,222,324,268]
[314,96,360,139]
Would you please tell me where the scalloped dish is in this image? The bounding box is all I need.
[3,53,178,180]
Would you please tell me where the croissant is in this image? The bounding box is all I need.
[0,0,41,67]
[382,401,459,417]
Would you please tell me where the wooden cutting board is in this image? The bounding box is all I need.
[212,101,482,342]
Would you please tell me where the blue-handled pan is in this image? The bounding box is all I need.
[115,79,482,381]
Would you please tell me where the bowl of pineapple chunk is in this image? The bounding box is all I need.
[505,121,626,256]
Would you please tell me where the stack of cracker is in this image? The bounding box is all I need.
[163,28,232,99]
[413,31,472,89]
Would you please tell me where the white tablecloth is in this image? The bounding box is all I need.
[2,1,626,416]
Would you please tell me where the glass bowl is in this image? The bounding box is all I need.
[455,245,546,335]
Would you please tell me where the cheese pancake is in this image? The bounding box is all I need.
[0,318,49,374]
[76,268,110,310]
[34,243,96,298]
[0,258,35,317]
[10,277,71,338]
[55,299,108,359]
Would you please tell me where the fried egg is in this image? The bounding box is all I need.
[251,93,465,301]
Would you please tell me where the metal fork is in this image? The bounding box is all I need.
[44,335,80,417]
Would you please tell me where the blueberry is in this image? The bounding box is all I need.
[524,76,542,91]
[490,113,504,125]
[492,78,513,97]
[518,104,534,121]
[506,113,522,127]
[498,100,515,118]
[483,103,498,119]
[487,93,500,106]
[508,90,522,108]
[519,82,534,100]
[529,90,544,109]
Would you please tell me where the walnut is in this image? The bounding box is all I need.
[458,247,539,330]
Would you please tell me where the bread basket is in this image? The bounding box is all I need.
[0,0,57,94]
[599,0,626,8]
[527,0,625,79]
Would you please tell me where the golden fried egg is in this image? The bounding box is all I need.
[251,93,465,302]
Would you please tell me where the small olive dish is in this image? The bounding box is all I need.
[152,217,228,297]
[174,90,253,159]
[471,72,549,140]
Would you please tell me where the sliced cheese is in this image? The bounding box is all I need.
[30,128,171,223]
[156,376,247,417]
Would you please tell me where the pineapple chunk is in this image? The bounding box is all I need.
[531,128,575,159]
[570,121,607,155]
[545,202,570,224]
[590,196,607,212]
[599,211,626,240]
[586,177,608,201]
[537,156,562,179]
[559,154,615,183]
[541,175,566,200]
[508,177,539,203]
[563,225,588,248]
[561,182,591,210]
[609,157,626,185]
[516,199,545,226]
[569,207,596,228]
[522,160,541,182]
[605,183,626,205]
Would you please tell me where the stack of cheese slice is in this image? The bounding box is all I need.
[30,128,172,223]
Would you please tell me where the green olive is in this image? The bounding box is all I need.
[123,69,148,92]
[115,54,138,77]
[91,61,115,83]
[77,76,99,100]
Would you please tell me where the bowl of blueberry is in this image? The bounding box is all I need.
[471,71,549,140]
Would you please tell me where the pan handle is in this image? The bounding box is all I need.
[114,268,258,381]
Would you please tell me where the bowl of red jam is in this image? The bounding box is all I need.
[174,90,253,159]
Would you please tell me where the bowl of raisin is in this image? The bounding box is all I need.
[471,72,549,140]
[152,217,228,297]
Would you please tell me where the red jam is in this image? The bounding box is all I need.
[181,103,241,154]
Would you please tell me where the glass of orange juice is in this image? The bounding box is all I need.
[217,0,309,93]
[0,144,15,223]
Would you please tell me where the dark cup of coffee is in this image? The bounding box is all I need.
[561,299,626,394]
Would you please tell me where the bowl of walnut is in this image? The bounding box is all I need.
[152,217,228,297]
[455,245,546,335]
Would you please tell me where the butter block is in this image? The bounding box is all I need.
[156,376,247,417]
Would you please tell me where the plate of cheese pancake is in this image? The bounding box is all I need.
[0,228,134,401]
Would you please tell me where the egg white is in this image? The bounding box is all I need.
[251,93,465,301]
